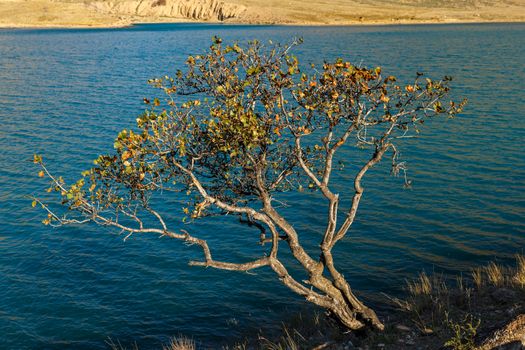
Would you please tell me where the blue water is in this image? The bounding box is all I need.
[0,23,524,349]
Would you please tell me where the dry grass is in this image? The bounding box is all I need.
[456,274,465,293]
[407,272,433,296]
[405,272,448,300]
[470,257,525,289]
[256,311,344,350]
[261,327,300,350]
[106,336,195,350]
[384,256,525,350]
[513,254,525,287]
[472,267,483,289]
[162,337,195,350]
[485,262,504,287]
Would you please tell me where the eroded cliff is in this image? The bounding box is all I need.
[88,0,246,21]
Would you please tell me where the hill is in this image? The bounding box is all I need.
[0,0,524,28]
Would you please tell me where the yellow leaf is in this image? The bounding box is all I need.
[121,151,132,161]
[38,170,45,178]
[31,200,37,208]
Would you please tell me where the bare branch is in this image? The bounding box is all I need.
[332,143,391,246]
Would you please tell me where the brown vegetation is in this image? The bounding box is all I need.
[248,255,525,349]
[368,255,525,349]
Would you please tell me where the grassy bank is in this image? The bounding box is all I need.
[109,255,525,349]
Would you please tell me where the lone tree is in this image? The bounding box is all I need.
[34,37,465,331]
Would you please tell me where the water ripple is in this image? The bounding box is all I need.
[0,23,524,348]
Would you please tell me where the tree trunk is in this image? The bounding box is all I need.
[329,285,384,331]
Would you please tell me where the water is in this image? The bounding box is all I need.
[0,23,524,349]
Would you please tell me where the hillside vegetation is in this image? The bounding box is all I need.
[1,0,524,27]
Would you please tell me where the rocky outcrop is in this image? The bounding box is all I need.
[89,0,246,21]
[479,314,525,350]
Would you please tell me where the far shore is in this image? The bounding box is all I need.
[1,0,524,30]
[1,18,524,30]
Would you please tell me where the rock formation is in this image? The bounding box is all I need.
[89,0,246,21]
[479,314,525,350]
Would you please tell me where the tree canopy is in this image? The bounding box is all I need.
[34,37,465,330]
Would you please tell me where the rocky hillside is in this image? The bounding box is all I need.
[0,0,524,27]
[88,0,246,21]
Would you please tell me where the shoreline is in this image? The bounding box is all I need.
[1,18,524,30]
[2,0,524,31]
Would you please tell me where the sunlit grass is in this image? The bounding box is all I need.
[163,337,195,350]
[485,262,504,287]
[407,272,432,296]
[513,254,525,287]
[472,267,483,289]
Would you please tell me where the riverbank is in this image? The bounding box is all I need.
[107,256,525,349]
[1,0,524,29]
[256,256,525,350]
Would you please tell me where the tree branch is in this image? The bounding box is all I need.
[332,143,391,246]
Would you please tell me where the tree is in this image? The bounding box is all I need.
[33,37,465,331]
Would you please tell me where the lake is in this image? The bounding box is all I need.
[0,23,524,349]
